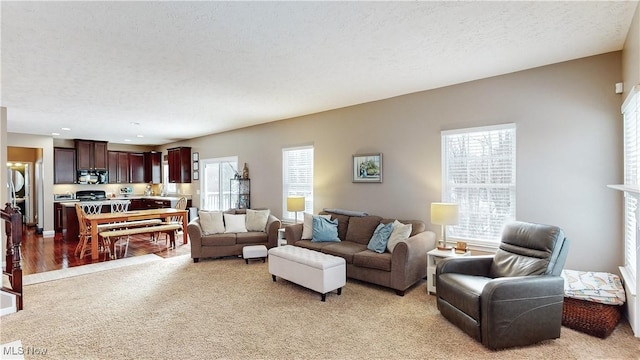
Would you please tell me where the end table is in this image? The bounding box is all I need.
[427,248,470,295]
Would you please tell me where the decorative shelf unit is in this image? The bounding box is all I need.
[608,184,640,337]
[231,178,250,209]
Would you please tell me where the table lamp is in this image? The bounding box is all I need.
[287,196,305,224]
[431,202,459,250]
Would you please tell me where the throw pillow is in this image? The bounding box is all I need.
[386,220,413,253]
[311,216,340,242]
[302,212,331,239]
[198,210,225,235]
[224,214,248,233]
[246,209,270,232]
[367,222,394,253]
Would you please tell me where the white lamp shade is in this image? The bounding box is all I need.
[431,203,459,225]
[287,196,305,212]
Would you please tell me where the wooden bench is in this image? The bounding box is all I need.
[100,223,183,258]
[96,219,163,231]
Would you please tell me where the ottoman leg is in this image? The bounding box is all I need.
[321,293,326,302]
[245,259,249,264]
[337,288,342,296]
[272,274,276,282]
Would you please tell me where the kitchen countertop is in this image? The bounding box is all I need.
[56,195,191,205]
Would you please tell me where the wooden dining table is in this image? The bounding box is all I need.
[84,208,189,260]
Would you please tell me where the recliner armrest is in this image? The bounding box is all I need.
[480,275,565,350]
[482,275,565,301]
[437,255,493,277]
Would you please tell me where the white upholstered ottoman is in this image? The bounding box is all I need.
[268,245,346,301]
[242,245,268,264]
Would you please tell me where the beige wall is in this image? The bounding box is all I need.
[172,52,624,274]
[623,4,640,98]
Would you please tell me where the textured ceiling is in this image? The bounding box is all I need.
[1,1,638,145]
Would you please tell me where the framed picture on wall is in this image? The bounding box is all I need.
[352,153,382,183]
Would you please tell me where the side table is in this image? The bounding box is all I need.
[277,228,287,247]
[427,248,470,295]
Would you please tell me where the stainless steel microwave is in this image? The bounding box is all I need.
[77,170,108,184]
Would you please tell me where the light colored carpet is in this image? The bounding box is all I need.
[1,255,638,360]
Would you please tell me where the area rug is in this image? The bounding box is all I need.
[1,255,638,360]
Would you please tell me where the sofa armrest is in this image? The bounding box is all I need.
[187,218,204,259]
[266,214,281,248]
[390,230,436,291]
[437,255,494,277]
[284,223,303,245]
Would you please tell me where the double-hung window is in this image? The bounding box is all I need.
[622,86,640,282]
[441,123,516,247]
[282,146,313,222]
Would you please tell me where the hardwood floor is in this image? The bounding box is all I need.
[18,225,190,275]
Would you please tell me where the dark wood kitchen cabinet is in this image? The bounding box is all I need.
[54,203,63,232]
[167,147,191,183]
[75,139,108,170]
[109,151,146,184]
[108,151,130,184]
[144,151,162,184]
[54,147,76,184]
[129,152,145,183]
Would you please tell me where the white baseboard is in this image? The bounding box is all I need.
[0,291,17,317]
[42,230,55,238]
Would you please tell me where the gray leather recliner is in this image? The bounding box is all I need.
[436,221,570,350]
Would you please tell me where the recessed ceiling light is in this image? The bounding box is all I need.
[124,139,131,142]
[130,122,140,126]
[61,127,71,131]
[51,132,60,136]
[136,134,144,138]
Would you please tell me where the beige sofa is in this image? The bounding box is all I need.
[284,210,436,295]
[188,208,281,262]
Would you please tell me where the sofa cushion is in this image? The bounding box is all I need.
[199,210,225,235]
[387,220,412,253]
[312,216,340,242]
[321,241,367,264]
[302,213,331,239]
[367,222,394,253]
[236,232,268,245]
[224,214,248,233]
[353,250,392,272]
[201,233,237,246]
[346,215,383,245]
[295,239,332,252]
[246,209,270,232]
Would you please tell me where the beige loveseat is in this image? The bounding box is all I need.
[188,208,281,263]
[284,210,436,295]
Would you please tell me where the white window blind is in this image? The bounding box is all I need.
[442,124,516,243]
[623,87,639,280]
[282,146,314,221]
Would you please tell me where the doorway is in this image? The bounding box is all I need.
[7,147,43,232]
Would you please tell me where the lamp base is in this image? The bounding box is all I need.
[437,245,453,251]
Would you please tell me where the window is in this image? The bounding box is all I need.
[199,156,238,211]
[622,86,639,281]
[282,146,314,222]
[441,124,516,246]
[162,163,177,194]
